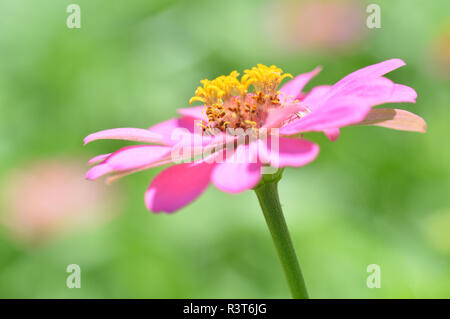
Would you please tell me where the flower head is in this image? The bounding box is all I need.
[84,60,426,213]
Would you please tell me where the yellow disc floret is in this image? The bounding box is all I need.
[189,64,294,132]
[241,64,292,94]
[189,71,246,105]
[189,79,224,105]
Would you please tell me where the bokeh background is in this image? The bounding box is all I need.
[0,0,449,298]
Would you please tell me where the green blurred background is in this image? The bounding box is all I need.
[0,0,449,298]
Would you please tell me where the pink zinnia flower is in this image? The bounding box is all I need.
[84,59,425,213]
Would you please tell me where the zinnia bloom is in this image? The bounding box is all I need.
[84,59,425,213]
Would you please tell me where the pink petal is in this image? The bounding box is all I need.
[86,163,113,180]
[334,59,406,88]
[280,97,372,135]
[145,161,214,213]
[211,144,262,194]
[329,77,417,107]
[177,106,206,120]
[258,138,319,168]
[87,153,111,165]
[263,104,306,128]
[324,128,340,142]
[302,85,332,112]
[358,108,427,133]
[86,145,171,180]
[105,158,175,184]
[104,145,171,171]
[148,117,209,146]
[279,67,322,103]
[312,59,409,110]
[84,128,162,145]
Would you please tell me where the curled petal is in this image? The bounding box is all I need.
[358,108,426,133]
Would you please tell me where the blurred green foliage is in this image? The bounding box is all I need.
[0,0,449,298]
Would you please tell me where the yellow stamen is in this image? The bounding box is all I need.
[189,64,292,132]
[189,71,247,105]
[242,64,292,94]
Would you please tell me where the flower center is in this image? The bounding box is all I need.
[189,64,293,133]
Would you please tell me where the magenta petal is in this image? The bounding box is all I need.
[259,138,319,168]
[84,128,162,145]
[145,161,214,213]
[324,128,340,142]
[211,144,262,194]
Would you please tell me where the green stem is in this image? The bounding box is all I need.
[254,172,309,299]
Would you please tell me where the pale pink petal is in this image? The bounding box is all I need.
[258,138,319,168]
[84,128,162,145]
[86,163,113,180]
[211,144,262,194]
[329,77,417,107]
[145,161,214,213]
[302,85,332,111]
[177,106,206,120]
[85,145,171,180]
[87,153,111,165]
[334,59,406,88]
[104,145,171,171]
[148,117,210,147]
[301,86,341,141]
[312,59,409,110]
[280,97,372,135]
[263,104,306,128]
[104,157,174,184]
[279,67,322,103]
[324,128,341,141]
[358,108,426,133]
